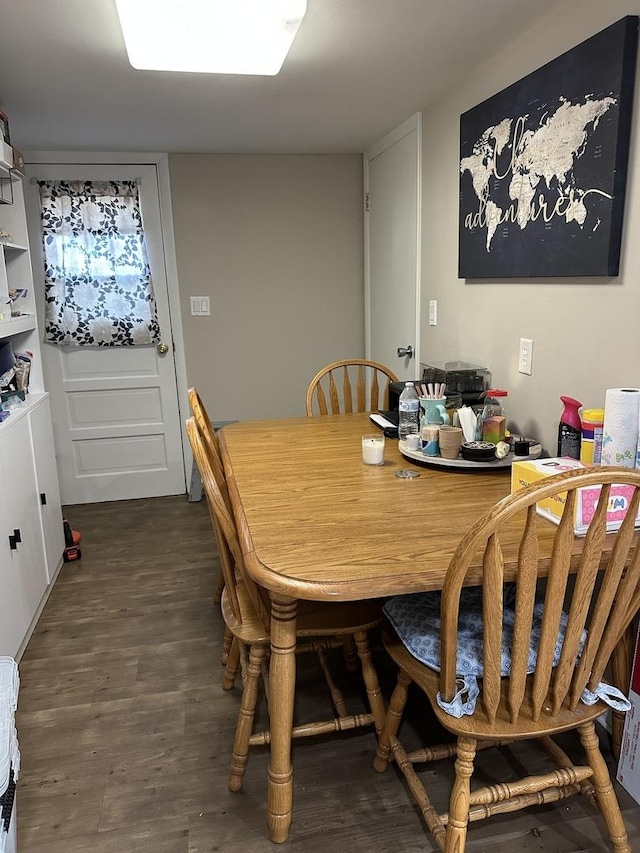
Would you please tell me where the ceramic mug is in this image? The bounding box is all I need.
[419,398,450,426]
[421,424,440,456]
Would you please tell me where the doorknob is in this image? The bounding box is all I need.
[397,345,414,359]
[157,341,170,355]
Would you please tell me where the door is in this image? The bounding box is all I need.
[364,113,422,380]
[25,163,186,504]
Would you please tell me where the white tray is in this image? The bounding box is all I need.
[398,439,542,470]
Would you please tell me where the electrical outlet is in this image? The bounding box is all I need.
[429,300,437,326]
[518,338,533,375]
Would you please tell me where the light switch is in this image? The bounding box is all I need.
[190,296,211,316]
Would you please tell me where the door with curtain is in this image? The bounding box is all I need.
[364,113,422,381]
[25,163,185,504]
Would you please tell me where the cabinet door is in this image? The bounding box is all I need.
[29,397,64,580]
[0,417,47,627]
[0,451,27,657]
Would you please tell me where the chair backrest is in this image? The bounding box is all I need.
[439,465,640,726]
[186,417,270,632]
[306,359,398,416]
[187,387,229,502]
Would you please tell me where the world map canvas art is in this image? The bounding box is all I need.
[458,16,639,278]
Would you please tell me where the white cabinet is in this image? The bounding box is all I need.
[0,451,25,657]
[0,150,64,658]
[0,398,64,658]
[29,397,65,581]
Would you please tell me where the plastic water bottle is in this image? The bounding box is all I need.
[398,382,420,440]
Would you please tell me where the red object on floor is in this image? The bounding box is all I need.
[62,519,82,562]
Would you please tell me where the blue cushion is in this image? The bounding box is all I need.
[383,586,629,718]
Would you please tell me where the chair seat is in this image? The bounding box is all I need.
[223,582,382,645]
[383,627,608,741]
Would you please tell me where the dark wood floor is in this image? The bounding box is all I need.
[14,495,640,852]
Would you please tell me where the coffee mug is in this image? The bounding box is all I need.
[421,424,440,456]
[419,398,450,426]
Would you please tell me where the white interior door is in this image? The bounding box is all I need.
[364,113,421,381]
[25,163,186,505]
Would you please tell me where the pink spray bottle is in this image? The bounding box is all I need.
[557,396,582,459]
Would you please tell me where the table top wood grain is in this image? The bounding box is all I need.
[219,413,576,602]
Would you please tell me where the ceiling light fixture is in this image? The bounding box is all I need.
[115,0,307,76]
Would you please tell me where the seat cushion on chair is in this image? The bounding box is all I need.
[383,587,629,718]
[383,585,572,679]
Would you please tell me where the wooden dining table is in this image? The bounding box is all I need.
[218,412,632,843]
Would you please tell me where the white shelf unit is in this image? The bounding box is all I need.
[0,148,64,659]
[0,168,44,398]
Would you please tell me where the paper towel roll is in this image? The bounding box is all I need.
[601,388,640,467]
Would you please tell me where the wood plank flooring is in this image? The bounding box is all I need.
[14,495,640,851]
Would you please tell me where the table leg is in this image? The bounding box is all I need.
[267,593,297,843]
[611,624,633,760]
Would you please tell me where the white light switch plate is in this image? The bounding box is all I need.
[190,296,211,316]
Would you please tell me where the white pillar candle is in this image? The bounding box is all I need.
[362,435,385,465]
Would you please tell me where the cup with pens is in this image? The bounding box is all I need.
[418,383,449,425]
[418,383,448,455]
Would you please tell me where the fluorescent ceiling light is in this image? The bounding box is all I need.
[115,0,307,76]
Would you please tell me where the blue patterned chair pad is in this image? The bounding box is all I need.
[383,585,629,718]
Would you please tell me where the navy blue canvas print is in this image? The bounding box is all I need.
[459,16,638,278]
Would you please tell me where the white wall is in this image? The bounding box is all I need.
[419,0,640,454]
[168,154,365,422]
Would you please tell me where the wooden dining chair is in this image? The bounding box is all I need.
[187,387,239,686]
[186,417,387,795]
[306,358,398,416]
[374,465,640,853]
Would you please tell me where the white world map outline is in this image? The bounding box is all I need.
[460,95,617,252]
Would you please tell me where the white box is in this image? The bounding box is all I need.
[617,624,640,803]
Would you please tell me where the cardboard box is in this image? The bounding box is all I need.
[12,147,25,177]
[510,457,640,536]
[617,623,640,803]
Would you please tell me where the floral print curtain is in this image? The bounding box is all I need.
[37,180,161,346]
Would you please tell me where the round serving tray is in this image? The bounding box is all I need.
[398,438,542,470]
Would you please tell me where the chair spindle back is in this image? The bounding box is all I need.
[439,466,640,725]
[186,417,271,632]
[306,359,398,416]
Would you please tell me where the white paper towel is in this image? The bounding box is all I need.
[601,387,640,467]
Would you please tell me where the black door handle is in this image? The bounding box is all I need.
[9,534,17,550]
[40,492,47,505]
[13,528,21,544]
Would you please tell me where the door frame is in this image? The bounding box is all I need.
[24,149,190,490]
[363,112,422,369]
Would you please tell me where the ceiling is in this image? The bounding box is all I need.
[0,0,568,155]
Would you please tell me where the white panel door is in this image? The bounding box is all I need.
[364,114,421,380]
[25,164,186,504]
